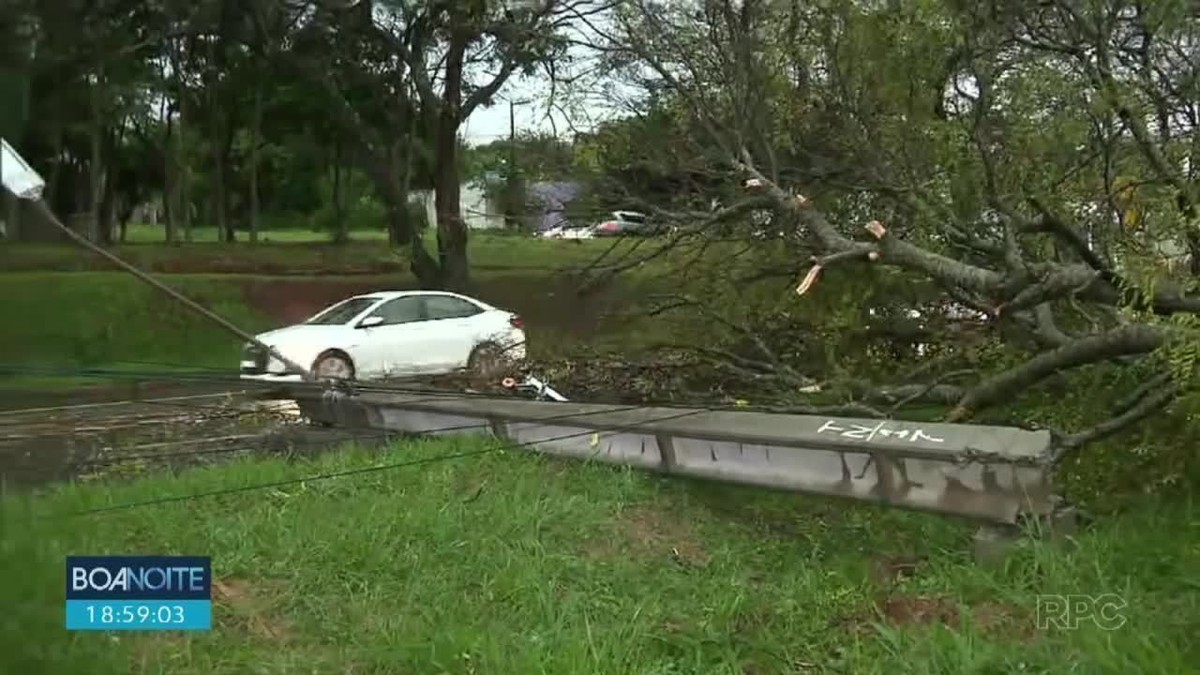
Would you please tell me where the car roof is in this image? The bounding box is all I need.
[354,290,486,303]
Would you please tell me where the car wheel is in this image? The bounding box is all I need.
[467,342,508,379]
[311,351,356,381]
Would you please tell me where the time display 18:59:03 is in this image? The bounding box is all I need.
[65,600,212,630]
[89,603,186,624]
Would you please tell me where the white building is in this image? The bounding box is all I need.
[411,183,504,230]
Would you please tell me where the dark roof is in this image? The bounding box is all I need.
[527,181,583,209]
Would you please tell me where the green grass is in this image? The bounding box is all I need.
[1,436,1195,674]
[119,224,391,244]
[0,228,622,275]
[0,272,269,382]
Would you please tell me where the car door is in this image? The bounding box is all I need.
[420,295,486,371]
[354,296,439,377]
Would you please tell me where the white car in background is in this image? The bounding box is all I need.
[537,224,594,240]
[239,291,526,382]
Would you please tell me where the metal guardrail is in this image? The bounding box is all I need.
[286,388,1058,527]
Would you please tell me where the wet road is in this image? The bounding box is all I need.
[0,390,394,489]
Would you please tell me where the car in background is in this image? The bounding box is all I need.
[239,291,526,382]
[538,223,594,240]
[590,211,662,237]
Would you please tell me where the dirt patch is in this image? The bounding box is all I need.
[237,278,395,324]
[878,595,962,627]
[970,600,1036,639]
[212,577,293,642]
[868,554,924,587]
[585,505,710,567]
[837,593,1034,640]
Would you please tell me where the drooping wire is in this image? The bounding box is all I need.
[44,406,705,518]
[21,395,656,470]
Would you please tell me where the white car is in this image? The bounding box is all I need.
[537,224,593,240]
[239,290,527,383]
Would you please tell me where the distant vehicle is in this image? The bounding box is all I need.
[239,291,526,382]
[538,223,594,240]
[590,211,661,236]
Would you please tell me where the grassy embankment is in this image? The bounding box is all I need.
[0,226,768,394]
[2,438,1195,674]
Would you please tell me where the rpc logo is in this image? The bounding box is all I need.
[1036,594,1127,630]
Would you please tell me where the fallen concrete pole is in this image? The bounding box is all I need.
[286,388,1064,536]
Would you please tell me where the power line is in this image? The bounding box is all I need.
[4,387,667,468]
[0,361,750,419]
[36,427,404,471]
[34,392,653,469]
[47,406,704,518]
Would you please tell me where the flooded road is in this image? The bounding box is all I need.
[0,390,396,490]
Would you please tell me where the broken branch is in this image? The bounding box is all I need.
[946,324,1167,422]
[1052,377,1180,463]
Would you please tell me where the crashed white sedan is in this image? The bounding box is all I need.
[239,290,526,382]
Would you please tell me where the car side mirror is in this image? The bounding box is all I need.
[357,316,384,329]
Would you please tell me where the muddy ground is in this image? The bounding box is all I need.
[0,392,395,490]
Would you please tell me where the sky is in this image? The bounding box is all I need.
[460,83,577,145]
[458,5,626,146]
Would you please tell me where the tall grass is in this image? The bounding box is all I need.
[1,437,1195,674]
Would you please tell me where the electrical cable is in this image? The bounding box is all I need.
[38,396,658,468]
[45,406,705,518]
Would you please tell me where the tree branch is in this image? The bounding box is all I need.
[946,324,1168,421]
[1052,377,1180,463]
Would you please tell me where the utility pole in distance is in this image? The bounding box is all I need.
[504,99,520,229]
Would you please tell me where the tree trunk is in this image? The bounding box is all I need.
[385,139,404,247]
[99,169,118,244]
[349,117,438,285]
[212,128,232,243]
[387,202,440,288]
[432,37,471,290]
[167,33,190,243]
[162,99,178,244]
[248,76,262,244]
[432,128,467,287]
[178,97,192,243]
[88,72,107,244]
[332,136,347,244]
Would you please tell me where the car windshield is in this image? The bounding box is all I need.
[305,297,380,325]
[616,212,646,223]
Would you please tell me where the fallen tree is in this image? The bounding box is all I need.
[574,0,1200,462]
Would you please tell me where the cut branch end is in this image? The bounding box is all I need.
[796,265,823,296]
